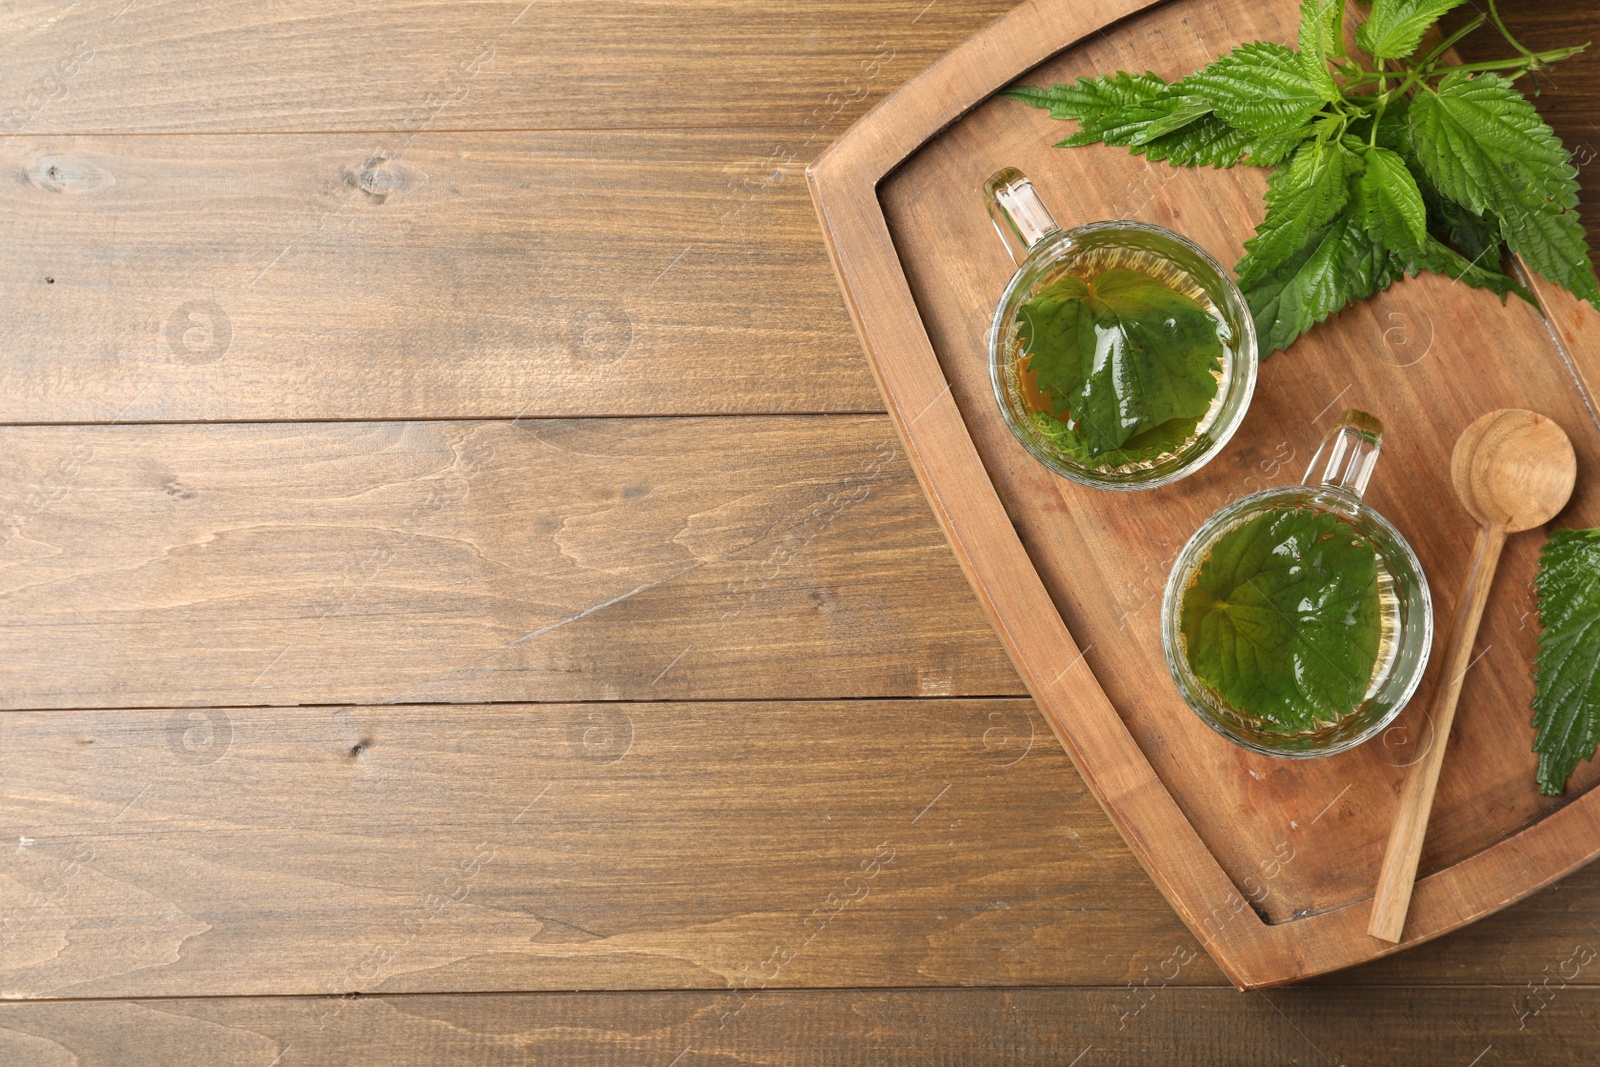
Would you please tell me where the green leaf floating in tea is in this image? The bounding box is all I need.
[1030,409,1198,471]
[1532,529,1600,795]
[1181,507,1382,732]
[1017,267,1223,460]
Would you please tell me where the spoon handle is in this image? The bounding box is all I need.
[1369,522,1508,943]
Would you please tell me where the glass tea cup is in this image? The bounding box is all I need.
[984,168,1258,490]
[1159,411,1435,758]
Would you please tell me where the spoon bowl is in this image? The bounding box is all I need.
[1451,408,1577,532]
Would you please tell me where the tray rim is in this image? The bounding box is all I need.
[807,0,1600,989]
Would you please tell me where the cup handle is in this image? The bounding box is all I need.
[1303,410,1384,498]
[985,168,1062,266]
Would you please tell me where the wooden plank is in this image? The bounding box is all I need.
[0,0,1015,134]
[0,130,881,422]
[0,416,1017,708]
[5,986,1600,1063]
[1,699,1187,999]
[10,697,1600,1000]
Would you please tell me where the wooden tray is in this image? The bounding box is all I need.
[809,0,1600,988]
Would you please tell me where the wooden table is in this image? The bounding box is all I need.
[1,2,1596,1062]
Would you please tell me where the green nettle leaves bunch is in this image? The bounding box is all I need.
[1532,530,1600,795]
[1007,0,1597,353]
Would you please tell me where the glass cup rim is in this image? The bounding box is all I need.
[1159,483,1436,759]
[987,219,1259,492]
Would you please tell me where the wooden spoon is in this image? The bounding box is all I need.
[1368,409,1577,943]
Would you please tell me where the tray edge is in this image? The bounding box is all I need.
[807,0,1600,989]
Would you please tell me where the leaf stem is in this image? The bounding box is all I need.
[1452,47,1587,73]
[1367,60,1386,149]
[1416,13,1488,72]
[1375,67,1426,103]
[1339,46,1586,97]
[1486,0,1536,65]
[1432,47,1588,77]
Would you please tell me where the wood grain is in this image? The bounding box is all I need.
[3,986,1600,1065]
[1,0,1599,1057]
[0,130,885,422]
[0,0,1016,134]
[0,416,1017,709]
[9,697,1600,1002]
[0,699,1182,998]
[812,0,1600,986]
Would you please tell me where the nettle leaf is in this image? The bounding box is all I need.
[1002,85,1066,111]
[1136,116,1257,169]
[1355,145,1427,255]
[1498,187,1600,311]
[1017,269,1223,457]
[1238,139,1358,287]
[1003,73,1172,147]
[1357,0,1469,61]
[1376,98,1513,266]
[1244,207,1395,354]
[1030,408,1197,469]
[1244,125,1320,168]
[1432,196,1506,266]
[1005,77,1256,168]
[1410,72,1600,310]
[1409,72,1575,217]
[1533,529,1600,795]
[1297,0,1346,99]
[1135,98,1217,143]
[1182,506,1382,731]
[1171,41,1329,138]
[1398,236,1534,304]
